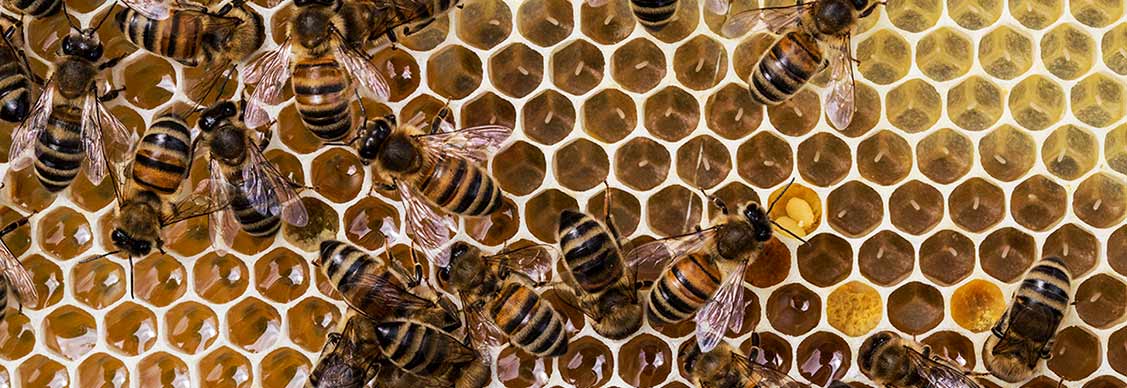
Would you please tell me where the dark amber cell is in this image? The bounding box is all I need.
[462,92,517,129]
[612,38,666,93]
[372,48,421,102]
[826,182,883,237]
[254,248,309,304]
[1048,327,1101,381]
[18,355,67,388]
[342,197,399,251]
[1044,223,1099,277]
[200,346,253,388]
[647,186,704,237]
[278,104,321,155]
[22,255,61,310]
[1075,274,1127,328]
[43,305,97,360]
[1075,173,1127,228]
[795,332,851,386]
[584,89,637,143]
[705,83,762,140]
[1113,225,1127,276]
[287,297,340,353]
[980,227,1037,283]
[226,297,282,354]
[1011,175,1068,231]
[560,336,613,388]
[122,55,176,109]
[888,180,943,235]
[194,253,250,304]
[490,43,544,98]
[739,332,793,373]
[0,310,33,360]
[949,178,1006,232]
[72,259,126,309]
[797,133,851,187]
[922,331,976,369]
[796,234,852,287]
[858,230,915,287]
[726,287,761,338]
[766,283,822,336]
[888,281,945,335]
[579,0,634,44]
[552,40,604,95]
[1112,327,1127,375]
[615,137,671,191]
[857,130,913,185]
[673,35,726,90]
[918,128,973,184]
[261,348,312,388]
[731,33,775,82]
[587,188,642,237]
[675,136,731,190]
[0,208,31,258]
[498,345,553,388]
[455,0,512,50]
[618,334,672,388]
[3,168,56,212]
[467,197,520,246]
[645,86,702,140]
[426,45,483,100]
[493,141,546,196]
[745,238,791,288]
[737,131,794,188]
[283,198,339,252]
[523,90,575,145]
[312,148,364,203]
[79,352,129,388]
[767,90,820,137]
[517,0,572,46]
[555,139,610,191]
[650,315,694,338]
[526,189,579,243]
[106,302,158,356]
[1084,376,1127,388]
[134,254,187,308]
[38,207,93,260]
[920,230,975,286]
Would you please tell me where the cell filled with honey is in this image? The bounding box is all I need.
[71,259,126,309]
[106,301,158,356]
[134,254,187,307]
[618,334,672,388]
[17,355,67,388]
[201,347,255,388]
[745,238,791,288]
[766,283,822,336]
[226,297,282,354]
[342,197,400,250]
[261,348,311,388]
[0,311,33,360]
[921,331,976,369]
[194,253,250,304]
[560,336,613,388]
[42,305,97,361]
[78,352,129,388]
[165,302,220,355]
[139,351,191,387]
[795,332,850,385]
[467,197,521,245]
[312,148,364,203]
[37,207,93,260]
[22,254,62,310]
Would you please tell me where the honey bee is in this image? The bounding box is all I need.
[115,0,265,69]
[373,319,492,388]
[438,241,569,358]
[583,0,678,30]
[316,239,461,331]
[626,182,805,353]
[0,214,38,321]
[680,340,808,388]
[310,314,385,388]
[859,331,985,388]
[347,108,510,250]
[243,0,392,141]
[554,208,642,340]
[0,15,36,123]
[717,0,881,129]
[9,21,135,193]
[1,0,60,18]
[984,256,1073,383]
[196,100,308,249]
[366,0,460,43]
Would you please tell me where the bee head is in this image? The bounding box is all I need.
[293,7,332,48]
[859,331,897,376]
[110,228,152,257]
[741,202,773,242]
[112,197,162,257]
[377,117,421,173]
[439,241,483,289]
[62,33,104,62]
[356,116,394,163]
[199,101,239,132]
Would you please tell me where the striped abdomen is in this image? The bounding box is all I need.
[132,116,192,195]
[646,254,721,325]
[3,0,60,18]
[1011,257,1072,341]
[416,157,503,217]
[117,9,206,66]
[489,282,569,357]
[0,49,31,123]
[34,103,84,192]
[557,210,624,294]
[223,167,280,237]
[293,57,354,141]
[0,277,8,321]
[630,0,678,29]
[749,30,826,105]
[374,320,470,379]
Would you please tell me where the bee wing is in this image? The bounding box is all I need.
[205,160,239,253]
[624,228,717,283]
[346,274,436,320]
[415,125,513,165]
[332,40,391,101]
[493,245,556,284]
[720,3,812,38]
[10,81,53,172]
[904,346,985,388]
[705,0,730,15]
[81,94,135,186]
[465,301,507,348]
[162,180,235,226]
[825,36,856,130]
[729,352,804,388]
[585,0,609,7]
[397,183,455,252]
[122,0,171,19]
[244,40,293,128]
[241,138,308,226]
[695,261,748,353]
[0,242,37,307]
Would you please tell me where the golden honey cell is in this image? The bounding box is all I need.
[949,279,1006,332]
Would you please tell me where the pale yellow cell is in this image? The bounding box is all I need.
[827,281,883,337]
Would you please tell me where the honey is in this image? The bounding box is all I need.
[42,305,97,360]
[795,332,851,386]
[766,284,821,336]
[165,302,220,355]
[78,352,129,388]
[921,331,976,369]
[559,336,613,388]
[225,298,282,354]
[618,334,671,388]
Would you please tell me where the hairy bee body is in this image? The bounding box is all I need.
[116,1,265,67]
[630,0,678,29]
[374,320,491,388]
[489,282,569,357]
[749,30,825,105]
[292,57,354,140]
[207,120,281,238]
[374,0,457,36]
[131,116,192,195]
[2,0,60,18]
[556,210,642,340]
[646,253,722,325]
[34,104,85,192]
[985,257,1072,383]
[0,28,31,123]
[309,315,383,388]
[861,331,983,388]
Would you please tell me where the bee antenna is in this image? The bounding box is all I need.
[60,2,81,33]
[91,1,119,33]
[770,220,807,244]
[766,178,796,214]
[80,250,122,264]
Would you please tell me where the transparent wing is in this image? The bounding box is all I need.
[0,243,36,307]
[346,274,436,318]
[721,3,812,38]
[492,245,556,284]
[162,180,235,226]
[10,82,53,171]
[244,40,293,128]
[205,160,239,252]
[706,0,730,15]
[585,0,608,6]
[465,300,507,348]
[415,125,513,164]
[904,346,985,388]
[332,40,391,101]
[398,183,455,251]
[624,228,717,283]
[241,137,308,226]
[695,261,748,353]
[825,36,856,130]
[82,94,135,186]
[730,352,805,388]
[122,0,171,19]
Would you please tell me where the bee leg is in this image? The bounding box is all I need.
[99,87,125,102]
[403,18,437,36]
[98,55,126,71]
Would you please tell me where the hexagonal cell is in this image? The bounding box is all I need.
[1044,223,1099,277]
[1108,124,1127,175]
[1072,73,1127,127]
[122,55,176,109]
[1042,124,1098,180]
[738,131,795,189]
[917,128,973,184]
[766,283,822,336]
[1075,274,1127,329]
[0,310,33,360]
[615,137,670,191]
[766,183,822,237]
[857,130,912,185]
[341,197,399,251]
[200,346,253,388]
[426,45,483,100]
[737,333,791,375]
[1071,0,1123,26]
[22,254,62,310]
[252,248,309,304]
[673,35,726,90]
[1009,0,1062,29]
[37,207,93,260]
[922,331,977,369]
[559,336,613,388]
[79,352,129,388]
[950,279,1006,333]
[826,281,882,337]
[455,0,512,49]
[282,198,339,252]
[585,187,642,238]
[467,197,520,246]
[1104,23,1127,75]
[261,348,311,388]
[887,79,942,133]
[826,182,882,237]
[745,238,791,288]
[947,0,1002,29]
[612,38,666,93]
[580,0,635,44]
[105,302,157,356]
[498,345,553,387]
[166,301,219,355]
[68,172,117,212]
[311,148,364,203]
[767,90,820,137]
[462,93,517,131]
[886,0,941,31]
[916,28,973,81]
[278,104,321,155]
[858,230,915,286]
[522,90,574,146]
[979,26,1034,80]
[287,297,341,353]
[71,259,126,309]
[795,332,850,385]
[373,48,421,102]
[551,40,605,95]
[490,43,544,98]
[856,29,912,85]
[554,139,610,192]
[644,87,699,142]
[705,83,762,140]
[675,136,731,190]
[1048,327,1101,381]
[647,185,704,237]
[583,89,637,143]
[920,230,975,286]
[26,12,68,63]
[43,305,97,360]
[796,133,850,187]
[134,254,187,308]
[1010,75,1066,131]
[139,351,191,388]
[1041,24,1096,80]
[4,166,55,213]
[980,227,1037,283]
[484,141,546,198]
[401,12,452,51]
[795,234,852,287]
[517,0,573,47]
[947,77,1004,132]
[979,125,1036,182]
[526,189,579,243]
[949,178,1006,232]
[888,281,945,335]
[1074,173,1127,228]
[17,355,67,388]
[226,298,282,354]
[193,253,249,305]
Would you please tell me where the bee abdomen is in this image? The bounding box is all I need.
[646,254,721,325]
[0,58,30,122]
[293,60,353,141]
[132,116,192,194]
[630,0,678,29]
[0,279,9,321]
[230,192,281,237]
[1018,257,1073,309]
[418,157,503,217]
[749,31,825,105]
[35,108,84,192]
[319,239,375,293]
[7,0,60,17]
[120,9,205,66]
[559,212,624,293]
[491,283,569,357]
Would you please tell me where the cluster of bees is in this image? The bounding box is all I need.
[0,0,1083,386]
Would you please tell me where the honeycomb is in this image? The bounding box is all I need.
[1,0,1126,386]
